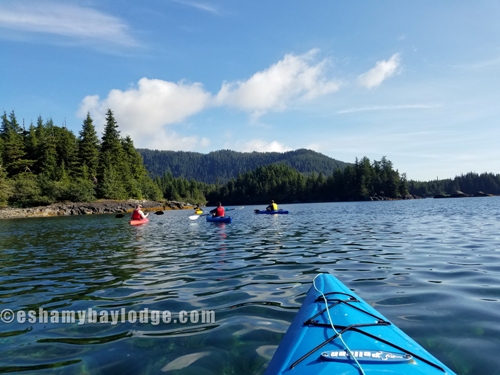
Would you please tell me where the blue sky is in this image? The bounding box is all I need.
[1,1,499,181]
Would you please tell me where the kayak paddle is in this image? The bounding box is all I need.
[189,213,209,220]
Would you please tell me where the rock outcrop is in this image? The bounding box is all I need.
[0,200,191,220]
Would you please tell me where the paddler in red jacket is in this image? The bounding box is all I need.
[131,204,149,220]
[210,202,225,217]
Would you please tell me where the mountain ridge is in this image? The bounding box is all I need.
[137,148,350,184]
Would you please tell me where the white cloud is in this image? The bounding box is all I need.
[77,77,212,149]
[214,49,339,117]
[77,50,342,149]
[0,1,137,46]
[357,53,401,89]
[230,140,293,153]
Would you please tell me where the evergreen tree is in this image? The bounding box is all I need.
[97,109,126,198]
[10,173,51,207]
[120,136,143,199]
[121,135,162,200]
[0,162,11,206]
[55,126,78,178]
[100,109,122,156]
[399,172,409,196]
[24,123,38,164]
[1,111,32,176]
[99,163,127,200]
[36,118,58,179]
[78,113,100,179]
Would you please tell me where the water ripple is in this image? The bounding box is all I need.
[1,199,500,374]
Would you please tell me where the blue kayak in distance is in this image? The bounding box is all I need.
[264,273,456,375]
[206,216,232,223]
[254,209,289,214]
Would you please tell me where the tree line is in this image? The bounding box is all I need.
[204,156,409,205]
[138,148,349,184]
[408,172,500,197]
[2,108,498,209]
[0,109,161,207]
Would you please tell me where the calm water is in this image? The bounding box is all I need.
[1,198,499,374]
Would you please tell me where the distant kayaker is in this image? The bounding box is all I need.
[131,204,148,220]
[266,200,278,211]
[210,202,225,217]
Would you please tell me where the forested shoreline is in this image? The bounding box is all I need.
[1,109,499,214]
[0,109,161,208]
[205,158,410,205]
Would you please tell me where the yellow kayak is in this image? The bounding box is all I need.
[195,209,203,215]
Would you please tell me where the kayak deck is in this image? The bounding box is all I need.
[254,209,289,214]
[264,273,456,375]
[206,216,232,223]
[129,218,149,226]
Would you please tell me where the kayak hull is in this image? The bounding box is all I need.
[264,273,456,375]
[194,210,203,215]
[129,218,149,226]
[206,216,232,223]
[255,210,289,214]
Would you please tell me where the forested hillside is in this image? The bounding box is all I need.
[0,110,161,207]
[137,148,349,184]
[3,108,498,210]
[205,156,409,205]
[408,172,500,197]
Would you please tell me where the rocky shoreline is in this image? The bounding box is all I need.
[0,200,191,220]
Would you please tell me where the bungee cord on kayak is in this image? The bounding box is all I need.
[283,274,449,374]
[291,274,367,375]
[313,274,366,375]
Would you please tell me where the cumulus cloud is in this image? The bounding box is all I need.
[77,50,341,149]
[0,1,137,46]
[357,53,401,89]
[78,77,212,149]
[214,49,339,117]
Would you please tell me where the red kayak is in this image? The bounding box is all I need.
[129,218,149,226]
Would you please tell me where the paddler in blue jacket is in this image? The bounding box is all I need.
[266,200,278,211]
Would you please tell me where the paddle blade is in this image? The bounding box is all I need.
[115,214,125,218]
[155,211,164,215]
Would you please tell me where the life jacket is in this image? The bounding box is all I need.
[271,202,278,211]
[215,206,225,217]
[131,209,142,220]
